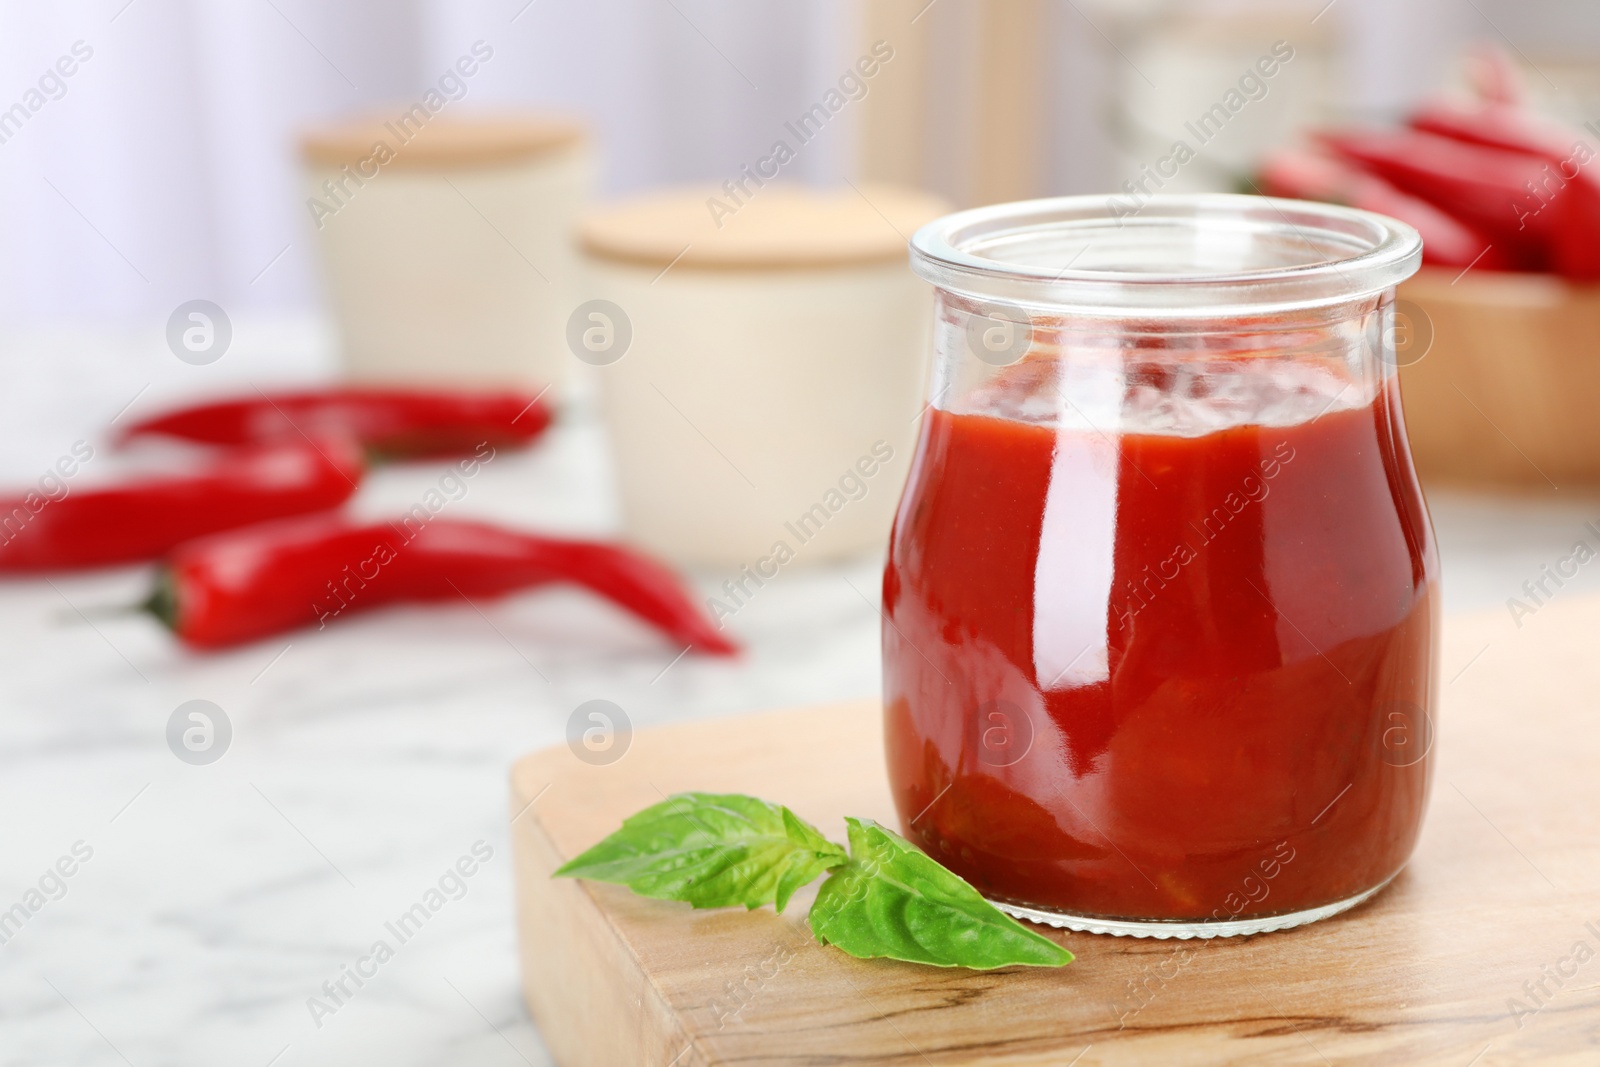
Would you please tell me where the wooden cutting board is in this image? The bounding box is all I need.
[510,594,1600,1066]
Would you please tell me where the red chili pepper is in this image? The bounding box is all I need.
[0,440,363,572]
[1258,149,1513,269]
[120,387,553,461]
[1409,99,1584,159]
[1317,127,1565,272]
[144,515,738,655]
[1408,100,1600,280]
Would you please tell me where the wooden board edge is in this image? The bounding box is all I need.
[509,774,702,1067]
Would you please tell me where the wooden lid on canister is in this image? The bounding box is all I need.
[301,113,586,170]
[578,184,951,270]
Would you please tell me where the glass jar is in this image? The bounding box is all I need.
[884,194,1437,938]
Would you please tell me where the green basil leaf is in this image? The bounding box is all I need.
[809,818,1073,970]
[554,792,848,912]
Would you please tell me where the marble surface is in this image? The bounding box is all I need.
[2,320,1597,1066]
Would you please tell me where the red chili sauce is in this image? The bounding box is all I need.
[883,363,1437,922]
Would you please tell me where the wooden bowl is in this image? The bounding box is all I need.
[1397,266,1600,488]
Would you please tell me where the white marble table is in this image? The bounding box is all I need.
[1,320,1595,1066]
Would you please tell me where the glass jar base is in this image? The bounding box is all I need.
[991,875,1395,939]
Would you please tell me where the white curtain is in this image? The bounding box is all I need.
[0,0,855,327]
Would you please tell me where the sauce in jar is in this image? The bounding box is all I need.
[883,356,1437,925]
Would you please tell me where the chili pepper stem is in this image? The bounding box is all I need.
[142,571,179,631]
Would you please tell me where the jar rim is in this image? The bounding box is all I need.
[909,193,1423,316]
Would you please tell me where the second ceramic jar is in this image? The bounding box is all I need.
[577,184,948,571]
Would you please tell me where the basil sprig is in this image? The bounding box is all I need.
[809,818,1074,969]
[553,792,846,912]
[555,792,1072,971]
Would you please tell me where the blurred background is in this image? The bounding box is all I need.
[5,0,1600,1064]
[8,0,1600,326]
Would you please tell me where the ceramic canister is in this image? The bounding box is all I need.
[577,184,949,569]
[303,113,591,390]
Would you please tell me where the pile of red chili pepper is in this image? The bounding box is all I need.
[1,386,735,656]
[1257,50,1600,279]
